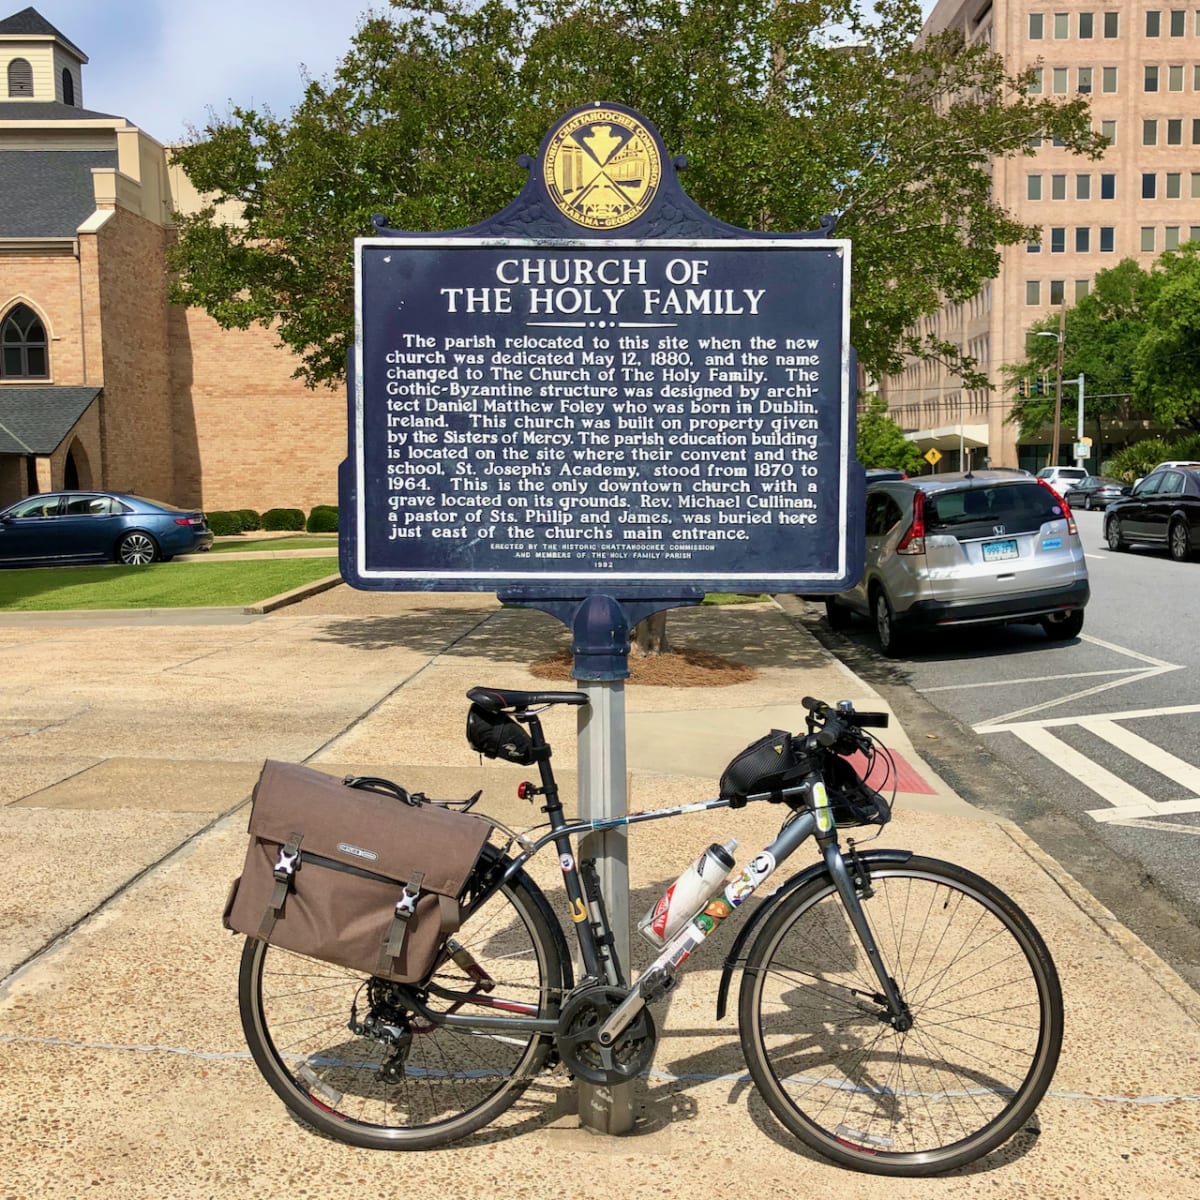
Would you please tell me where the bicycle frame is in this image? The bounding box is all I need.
[399,707,910,1041]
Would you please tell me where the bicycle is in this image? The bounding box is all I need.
[236,689,1063,1177]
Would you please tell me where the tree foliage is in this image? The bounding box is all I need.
[1007,248,1200,440]
[856,394,926,474]
[168,0,1103,388]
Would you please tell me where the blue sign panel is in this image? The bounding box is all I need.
[346,237,859,593]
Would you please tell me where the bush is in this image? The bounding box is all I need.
[262,507,306,531]
[236,508,262,532]
[1107,434,1200,482]
[206,510,244,536]
[306,504,339,533]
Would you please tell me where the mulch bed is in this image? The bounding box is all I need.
[529,648,758,687]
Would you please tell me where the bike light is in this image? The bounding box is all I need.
[517,781,537,800]
[895,491,926,555]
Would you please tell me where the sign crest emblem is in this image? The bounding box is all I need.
[543,107,662,229]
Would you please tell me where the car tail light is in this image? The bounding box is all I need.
[1037,479,1077,535]
[896,491,926,555]
[175,515,204,526]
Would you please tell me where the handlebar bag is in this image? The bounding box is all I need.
[223,760,492,983]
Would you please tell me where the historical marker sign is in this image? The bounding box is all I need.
[342,105,863,595]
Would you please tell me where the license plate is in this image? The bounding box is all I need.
[982,538,1019,562]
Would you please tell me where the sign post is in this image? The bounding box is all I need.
[341,103,861,1136]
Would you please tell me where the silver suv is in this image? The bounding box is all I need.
[827,471,1090,655]
[1036,466,1088,490]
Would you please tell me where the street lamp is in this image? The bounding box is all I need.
[1037,324,1065,468]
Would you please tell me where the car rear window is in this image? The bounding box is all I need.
[924,483,1064,534]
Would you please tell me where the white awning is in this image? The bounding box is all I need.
[903,424,989,451]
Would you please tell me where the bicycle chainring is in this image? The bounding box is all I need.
[556,983,657,1085]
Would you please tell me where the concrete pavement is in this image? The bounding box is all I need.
[0,587,1197,1198]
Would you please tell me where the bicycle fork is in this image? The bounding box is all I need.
[596,806,911,1048]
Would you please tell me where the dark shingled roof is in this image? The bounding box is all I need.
[0,386,100,454]
[0,149,115,236]
[0,100,122,121]
[0,7,87,61]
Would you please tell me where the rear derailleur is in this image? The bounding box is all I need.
[348,979,414,1083]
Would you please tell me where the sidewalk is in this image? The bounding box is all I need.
[0,588,1197,1199]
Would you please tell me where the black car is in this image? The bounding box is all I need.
[1062,476,1131,511]
[1104,466,1200,561]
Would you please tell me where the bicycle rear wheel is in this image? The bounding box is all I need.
[239,853,565,1149]
[738,856,1063,1176]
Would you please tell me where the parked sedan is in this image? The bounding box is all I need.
[0,491,212,566]
[1104,466,1200,562]
[1062,476,1131,511]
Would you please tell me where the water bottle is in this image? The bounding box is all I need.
[638,839,738,947]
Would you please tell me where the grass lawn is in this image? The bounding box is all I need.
[208,536,339,553]
[0,559,339,611]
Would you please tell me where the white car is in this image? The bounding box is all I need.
[1036,466,1088,491]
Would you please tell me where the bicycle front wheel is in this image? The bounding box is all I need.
[239,856,565,1150]
[738,856,1063,1176]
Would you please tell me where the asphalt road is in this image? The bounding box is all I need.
[792,506,1200,995]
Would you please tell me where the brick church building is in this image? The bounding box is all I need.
[0,6,341,511]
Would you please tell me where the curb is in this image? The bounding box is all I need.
[242,572,344,614]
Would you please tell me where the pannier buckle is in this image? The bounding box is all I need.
[273,846,300,883]
[394,880,421,921]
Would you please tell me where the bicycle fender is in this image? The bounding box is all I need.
[714,847,913,1021]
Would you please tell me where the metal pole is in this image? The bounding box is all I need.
[1050,306,1065,467]
[1074,374,1086,469]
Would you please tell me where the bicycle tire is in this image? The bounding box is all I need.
[737,855,1063,1176]
[239,850,566,1150]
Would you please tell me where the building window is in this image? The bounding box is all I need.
[0,305,48,378]
[1076,227,1091,252]
[1077,174,1092,199]
[1051,227,1066,252]
[1169,64,1184,91]
[1102,66,1118,92]
[1195,64,1200,90]
[1143,172,1158,198]
[1050,280,1065,305]
[1053,66,1069,94]
[1165,226,1181,249]
[1028,237,1042,253]
[1054,12,1069,37]
[1029,12,1045,37]
[1077,67,1093,93]
[1100,227,1115,251]
[1167,172,1182,197]
[1194,118,1200,143]
[1101,119,1117,144]
[1052,174,1067,199]
[1076,279,1091,300]
[1191,226,1200,243]
[1170,8,1186,34]
[1146,65,1160,91]
[1028,174,1043,200]
[1079,11,1094,37]
[1141,227,1157,251]
[1100,173,1117,198]
[1144,119,1159,145]
[6,58,33,97]
[1026,280,1042,305]
[1192,171,1200,197]
[1029,68,1044,95]
[1168,118,1183,144]
[1104,11,1119,36]
[1147,10,1162,35]
[61,67,74,106]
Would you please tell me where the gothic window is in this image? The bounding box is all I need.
[0,305,49,378]
[7,58,33,97]
[61,67,74,105]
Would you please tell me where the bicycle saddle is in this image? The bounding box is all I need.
[466,687,589,712]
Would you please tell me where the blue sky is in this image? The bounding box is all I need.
[25,1,940,146]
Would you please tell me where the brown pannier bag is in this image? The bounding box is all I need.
[223,760,492,983]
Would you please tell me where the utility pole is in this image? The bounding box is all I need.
[1038,307,1067,467]
[1074,374,1086,469]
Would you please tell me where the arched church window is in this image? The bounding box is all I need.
[7,58,33,98]
[61,67,74,105]
[1,305,49,378]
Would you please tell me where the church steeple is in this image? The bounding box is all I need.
[0,7,88,106]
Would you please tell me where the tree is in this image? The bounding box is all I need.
[168,0,1104,391]
[856,393,926,475]
[1133,243,1200,432]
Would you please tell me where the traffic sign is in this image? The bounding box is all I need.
[924,448,942,466]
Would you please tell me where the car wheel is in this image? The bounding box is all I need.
[824,598,853,631]
[1169,519,1193,563]
[1041,609,1084,640]
[872,587,905,658]
[116,531,160,565]
[1105,517,1125,552]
